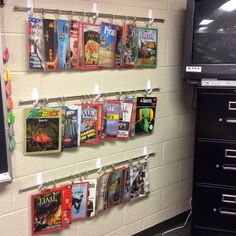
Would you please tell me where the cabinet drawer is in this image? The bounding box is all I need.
[198,91,236,140]
[192,226,236,236]
[193,185,236,231]
[195,141,236,186]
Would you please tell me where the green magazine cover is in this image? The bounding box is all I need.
[136,27,158,68]
[24,108,62,155]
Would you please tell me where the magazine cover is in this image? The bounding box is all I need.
[43,19,58,71]
[108,168,124,208]
[135,97,157,134]
[57,19,70,69]
[70,20,80,68]
[130,162,150,201]
[96,172,110,213]
[63,105,81,148]
[86,179,97,217]
[97,103,104,144]
[80,104,99,145]
[122,167,131,203]
[117,101,134,138]
[98,22,116,67]
[136,27,158,68]
[122,24,136,68]
[82,23,100,68]
[130,98,137,137]
[32,189,63,234]
[72,182,89,220]
[28,17,45,70]
[114,25,123,67]
[24,108,62,155]
[103,101,121,140]
[61,184,72,227]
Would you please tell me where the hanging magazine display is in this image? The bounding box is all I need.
[98,22,116,67]
[96,172,110,213]
[57,19,70,69]
[28,17,45,70]
[63,105,81,148]
[72,182,89,220]
[103,101,121,140]
[80,104,99,145]
[43,19,58,71]
[135,97,157,134]
[82,23,100,69]
[70,20,80,68]
[86,179,97,217]
[130,162,150,200]
[24,108,62,155]
[117,101,134,138]
[31,188,64,235]
[114,26,123,67]
[122,24,136,68]
[136,28,157,68]
[108,168,124,207]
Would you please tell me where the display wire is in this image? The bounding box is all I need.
[161,198,192,236]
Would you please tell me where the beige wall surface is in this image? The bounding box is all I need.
[0,0,194,235]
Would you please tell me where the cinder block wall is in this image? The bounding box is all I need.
[0,0,194,235]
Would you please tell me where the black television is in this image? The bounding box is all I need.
[184,0,236,83]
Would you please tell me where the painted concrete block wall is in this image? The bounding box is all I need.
[0,0,194,235]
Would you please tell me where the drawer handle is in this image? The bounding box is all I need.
[229,101,236,111]
[222,164,236,171]
[226,118,236,124]
[225,149,236,159]
[222,194,236,204]
[219,209,236,216]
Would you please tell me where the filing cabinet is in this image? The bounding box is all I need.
[192,87,236,236]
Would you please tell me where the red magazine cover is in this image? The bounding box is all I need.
[31,187,64,235]
[61,184,72,227]
[81,23,101,70]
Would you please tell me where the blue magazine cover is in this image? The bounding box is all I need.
[57,19,70,69]
[72,182,89,220]
[98,22,116,67]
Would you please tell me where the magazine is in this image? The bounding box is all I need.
[43,19,58,71]
[28,17,45,70]
[97,103,104,143]
[86,179,97,217]
[135,97,157,134]
[63,105,81,148]
[32,188,63,234]
[80,104,99,145]
[136,27,158,68]
[24,108,62,155]
[114,25,123,67]
[130,162,150,200]
[70,20,80,68]
[82,23,100,68]
[103,101,121,140]
[98,22,116,67]
[57,19,70,69]
[96,172,110,213]
[122,167,131,203]
[61,184,72,227]
[72,182,89,220]
[122,24,136,67]
[108,168,124,207]
[117,101,134,138]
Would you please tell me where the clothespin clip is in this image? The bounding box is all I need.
[145,80,153,97]
[92,2,99,23]
[27,0,34,17]
[97,158,103,174]
[36,173,44,190]
[143,146,150,160]
[32,88,39,107]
